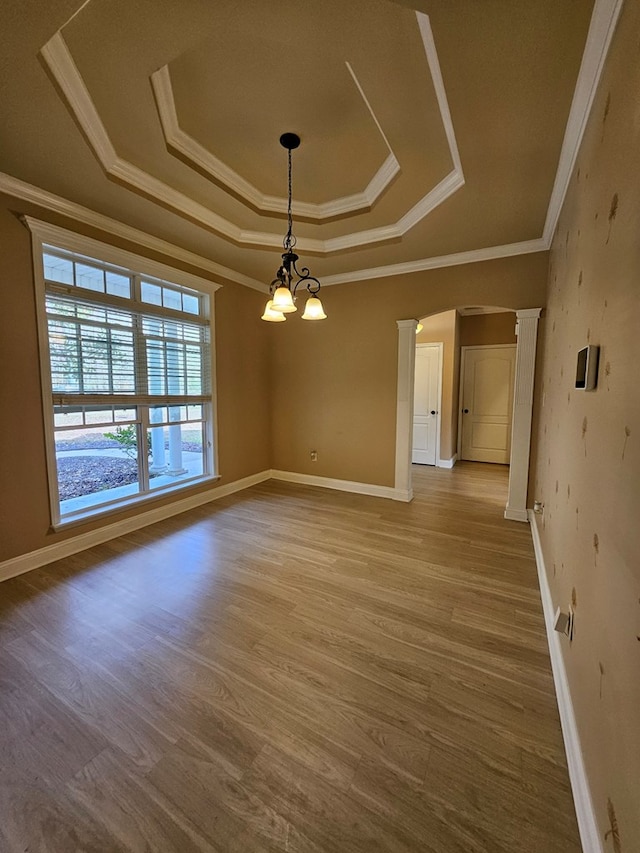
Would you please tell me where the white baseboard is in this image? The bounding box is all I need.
[504,506,529,522]
[0,470,271,584]
[0,468,413,584]
[437,454,457,469]
[270,469,408,502]
[529,509,602,853]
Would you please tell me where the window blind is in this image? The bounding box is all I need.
[45,290,210,407]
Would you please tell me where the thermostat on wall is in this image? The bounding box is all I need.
[575,344,599,391]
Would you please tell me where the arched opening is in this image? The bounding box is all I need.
[395,306,541,519]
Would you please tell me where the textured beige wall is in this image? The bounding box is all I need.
[0,196,272,563]
[531,1,640,847]
[416,310,459,461]
[270,252,548,484]
[460,312,516,346]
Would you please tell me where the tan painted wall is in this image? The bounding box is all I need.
[460,312,516,346]
[270,252,548,484]
[531,1,640,847]
[0,196,272,563]
[416,310,459,461]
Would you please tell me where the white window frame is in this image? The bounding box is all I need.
[24,217,221,529]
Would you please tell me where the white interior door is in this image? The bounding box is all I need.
[412,343,442,465]
[460,345,516,464]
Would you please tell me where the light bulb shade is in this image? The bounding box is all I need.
[301,296,327,320]
[415,322,424,334]
[271,286,297,313]
[261,299,286,322]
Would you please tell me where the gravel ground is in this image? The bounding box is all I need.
[56,438,201,500]
[56,456,140,500]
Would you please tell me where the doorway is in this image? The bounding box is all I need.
[412,343,442,465]
[395,308,541,517]
[458,345,516,464]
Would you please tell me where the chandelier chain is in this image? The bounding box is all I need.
[285,147,295,251]
[261,133,325,321]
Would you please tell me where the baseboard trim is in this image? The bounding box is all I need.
[437,454,457,469]
[504,506,530,522]
[529,509,602,853]
[270,470,408,502]
[0,470,271,584]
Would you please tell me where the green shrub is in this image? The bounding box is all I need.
[103,425,151,459]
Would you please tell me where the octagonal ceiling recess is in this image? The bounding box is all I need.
[151,62,401,220]
[41,9,462,253]
[0,0,618,289]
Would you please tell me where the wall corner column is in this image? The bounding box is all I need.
[395,319,418,502]
[505,307,542,522]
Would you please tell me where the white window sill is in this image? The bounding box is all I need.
[51,474,220,531]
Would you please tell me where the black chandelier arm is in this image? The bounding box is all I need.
[292,269,321,296]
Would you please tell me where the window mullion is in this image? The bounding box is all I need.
[76,322,85,394]
[132,276,148,398]
[107,327,114,394]
[138,406,150,493]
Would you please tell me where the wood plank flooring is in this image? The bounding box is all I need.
[0,462,581,852]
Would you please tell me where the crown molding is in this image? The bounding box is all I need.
[543,0,624,243]
[6,0,619,288]
[0,170,547,289]
[415,13,462,174]
[0,172,264,290]
[40,13,463,254]
[41,34,118,171]
[151,63,401,221]
[321,238,548,285]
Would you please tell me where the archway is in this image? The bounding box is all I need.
[395,307,541,519]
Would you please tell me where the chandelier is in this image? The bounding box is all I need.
[261,133,327,322]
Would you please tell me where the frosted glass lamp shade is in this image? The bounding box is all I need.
[301,296,327,320]
[261,299,286,322]
[272,286,297,313]
[415,322,423,334]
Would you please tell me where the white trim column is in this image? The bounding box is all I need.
[505,308,542,521]
[394,319,417,502]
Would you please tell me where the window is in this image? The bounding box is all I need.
[27,220,219,526]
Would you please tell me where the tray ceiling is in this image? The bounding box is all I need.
[0,0,606,289]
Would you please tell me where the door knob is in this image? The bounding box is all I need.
[430,410,437,415]
[463,408,469,413]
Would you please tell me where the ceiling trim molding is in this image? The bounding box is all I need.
[41,33,118,171]
[40,33,246,245]
[40,14,464,253]
[151,63,401,220]
[542,0,624,243]
[0,170,547,289]
[0,172,264,290]
[415,12,462,174]
[5,0,619,290]
[321,238,548,285]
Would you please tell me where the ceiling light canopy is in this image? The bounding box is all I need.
[261,133,327,323]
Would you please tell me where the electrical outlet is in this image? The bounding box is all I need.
[310,450,318,462]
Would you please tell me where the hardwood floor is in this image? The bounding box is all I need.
[0,462,581,852]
